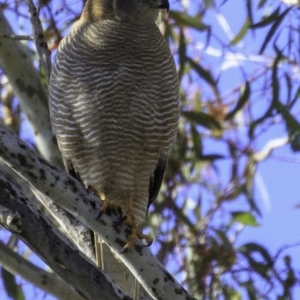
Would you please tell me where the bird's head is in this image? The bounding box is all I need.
[82,0,170,24]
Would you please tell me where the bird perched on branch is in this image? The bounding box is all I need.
[49,0,179,298]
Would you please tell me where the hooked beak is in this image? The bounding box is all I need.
[157,0,170,12]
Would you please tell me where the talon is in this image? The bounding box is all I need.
[119,247,128,254]
[95,210,104,221]
[121,213,153,251]
[87,185,98,195]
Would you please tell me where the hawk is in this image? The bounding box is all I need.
[49,0,179,298]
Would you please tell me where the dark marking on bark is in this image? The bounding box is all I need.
[41,274,47,285]
[26,171,38,181]
[15,78,36,98]
[164,271,175,283]
[115,237,125,247]
[98,219,107,226]
[5,180,17,198]
[19,197,27,204]
[76,290,85,298]
[92,272,101,284]
[175,288,183,295]
[52,174,60,182]
[17,153,27,166]
[153,278,159,285]
[89,200,96,209]
[39,168,46,181]
[134,245,143,256]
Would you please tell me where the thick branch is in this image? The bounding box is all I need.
[0,124,197,300]
[0,9,63,168]
[32,189,95,262]
[0,172,129,300]
[0,240,84,300]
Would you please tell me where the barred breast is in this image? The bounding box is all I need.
[49,18,179,225]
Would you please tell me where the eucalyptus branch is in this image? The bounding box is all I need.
[0,171,127,300]
[0,10,63,168]
[0,240,84,300]
[32,189,95,263]
[25,0,52,80]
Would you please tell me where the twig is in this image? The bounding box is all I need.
[2,34,34,40]
[25,0,52,81]
[253,136,289,161]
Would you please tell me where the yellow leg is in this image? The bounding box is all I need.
[87,185,118,219]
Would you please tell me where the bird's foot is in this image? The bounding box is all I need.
[87,185,119,220]
[120,213,153,253]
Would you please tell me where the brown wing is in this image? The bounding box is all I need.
[147,156,167,213]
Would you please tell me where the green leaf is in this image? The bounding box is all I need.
[1,267,24,300]
[191,124,203,157]
[239,243,274,281]
[226,81,251,120]
[186,57,218,88]
[229,18,250,45]
[239,243,273,268]
[169,11,209,31]
[197,154,225,161]
[250,7,280,28]
[182,111,222,130]
[246,0,253,25]
[242,280,257,300]
[276,102,300,152]
[178,28,187,81]
[258,0,268,8]
[231,211,259,226]
[259,7,293,54]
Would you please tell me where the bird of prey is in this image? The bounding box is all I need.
[49,0,179,298]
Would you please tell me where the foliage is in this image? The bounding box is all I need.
[0,0,300,299]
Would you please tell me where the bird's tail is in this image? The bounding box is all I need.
[94,233,143,300]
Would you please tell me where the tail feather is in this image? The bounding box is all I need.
[94,234,142,300]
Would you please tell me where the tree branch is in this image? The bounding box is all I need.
[25,0,52,81]
[0,171,129,300]
[0,9,63,168]
[0,239,84,300]
[32,189,95,262]
[1,34,34,41]
[0,124,197,300]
